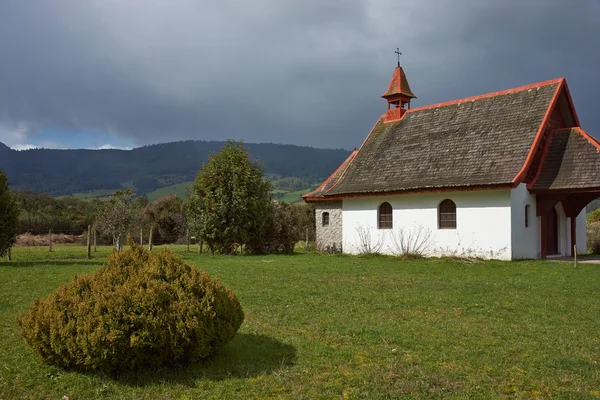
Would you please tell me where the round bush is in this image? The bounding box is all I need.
[18,244,244,373]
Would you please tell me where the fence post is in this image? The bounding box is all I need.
[305,227,309,249]
[149,225,154,251]
[93,228,97,252]
[86,225,92,259]
[186,228,190,251]
[198,238,203,255]
[48,228,53,252]
[140,228,143,246]
[7,247,11,261]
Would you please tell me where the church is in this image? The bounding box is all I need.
[303,62,600,260]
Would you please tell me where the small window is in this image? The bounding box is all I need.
[378,202,393,229]
[322,212,329,227]
[525,204,530,228]
[438,199,456,229]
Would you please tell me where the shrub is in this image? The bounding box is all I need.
[589,209,600,223]
[16,233,79,246]
[587,221,600,254]
[18,244,244,373]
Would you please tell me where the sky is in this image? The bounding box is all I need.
[0,0,599,151]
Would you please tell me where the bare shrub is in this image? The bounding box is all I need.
[587,221,600,254]
[355,225,383,255]
[388,226,433,257]
[16,233,78,246]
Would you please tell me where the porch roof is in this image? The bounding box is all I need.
[529,127,600,192]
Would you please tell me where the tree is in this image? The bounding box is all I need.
[143,194,186,244]
[95,189,135,252]
[0,171,20,257]
[186,141,273,254]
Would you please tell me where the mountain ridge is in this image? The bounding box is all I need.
[0,140,350,196]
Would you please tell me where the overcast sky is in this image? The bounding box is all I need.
[0,0,599,150]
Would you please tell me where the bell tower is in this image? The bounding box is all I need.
[382,49,416,122]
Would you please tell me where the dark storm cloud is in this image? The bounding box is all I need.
[0,0,599,149]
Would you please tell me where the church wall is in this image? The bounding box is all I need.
[555,202,568,256]
[576,210,587,255]
[315,201,343,252]
[342,190,512,260]
[510,184,540,259]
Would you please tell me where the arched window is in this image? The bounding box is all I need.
[378,202,393,229]
[438,199,456,229]
[525,204,530,228]
[322,212,330,227]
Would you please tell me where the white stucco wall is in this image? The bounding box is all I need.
[510,183,540,259]
[342,190,512,260]
[576,210,587,255]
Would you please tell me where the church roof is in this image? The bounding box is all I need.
[382,66,416,99]
[305,77,585,201]
[303,150,358,198]
[530,127,600,192]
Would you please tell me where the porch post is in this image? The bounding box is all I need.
[570,216,577,257]
[540,213,547,260]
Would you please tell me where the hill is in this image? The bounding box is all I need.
[0,141,350,197]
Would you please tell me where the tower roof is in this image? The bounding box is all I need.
[382,66,416,99]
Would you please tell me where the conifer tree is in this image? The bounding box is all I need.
[186,140,272,254]
[0,171,20,258]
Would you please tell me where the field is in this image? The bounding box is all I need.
[2,246,600,399]
[63,181,317,203]
[146,182,193,202]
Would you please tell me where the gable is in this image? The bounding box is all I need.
[522,85,579,183]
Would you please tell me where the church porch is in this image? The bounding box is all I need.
[533,190,600,259]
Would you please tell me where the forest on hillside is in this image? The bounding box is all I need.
[0,141,349,196]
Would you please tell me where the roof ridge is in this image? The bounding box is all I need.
[408,77,564,113]
[573,127,600,151]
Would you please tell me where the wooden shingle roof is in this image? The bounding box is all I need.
[530,128,600,191]
[322,80,561,197]
[303,150,357,199]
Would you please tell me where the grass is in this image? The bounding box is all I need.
[62,182,317,204]
[146,181,194,202]
[56,189,118,200]
[279,185,318,203]
[2,246,600,399]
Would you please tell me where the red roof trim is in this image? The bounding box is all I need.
[304,183,516,202]
[303,117,385,202]
[407,78,564,114]
[512,79,565,184]
[574,127,600,151]
[302,150,357,200]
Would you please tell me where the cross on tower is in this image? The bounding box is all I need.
[395,48,402,67]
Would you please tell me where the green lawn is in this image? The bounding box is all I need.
[2,246,600,399]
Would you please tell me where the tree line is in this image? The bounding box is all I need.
[0,140,316,257]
